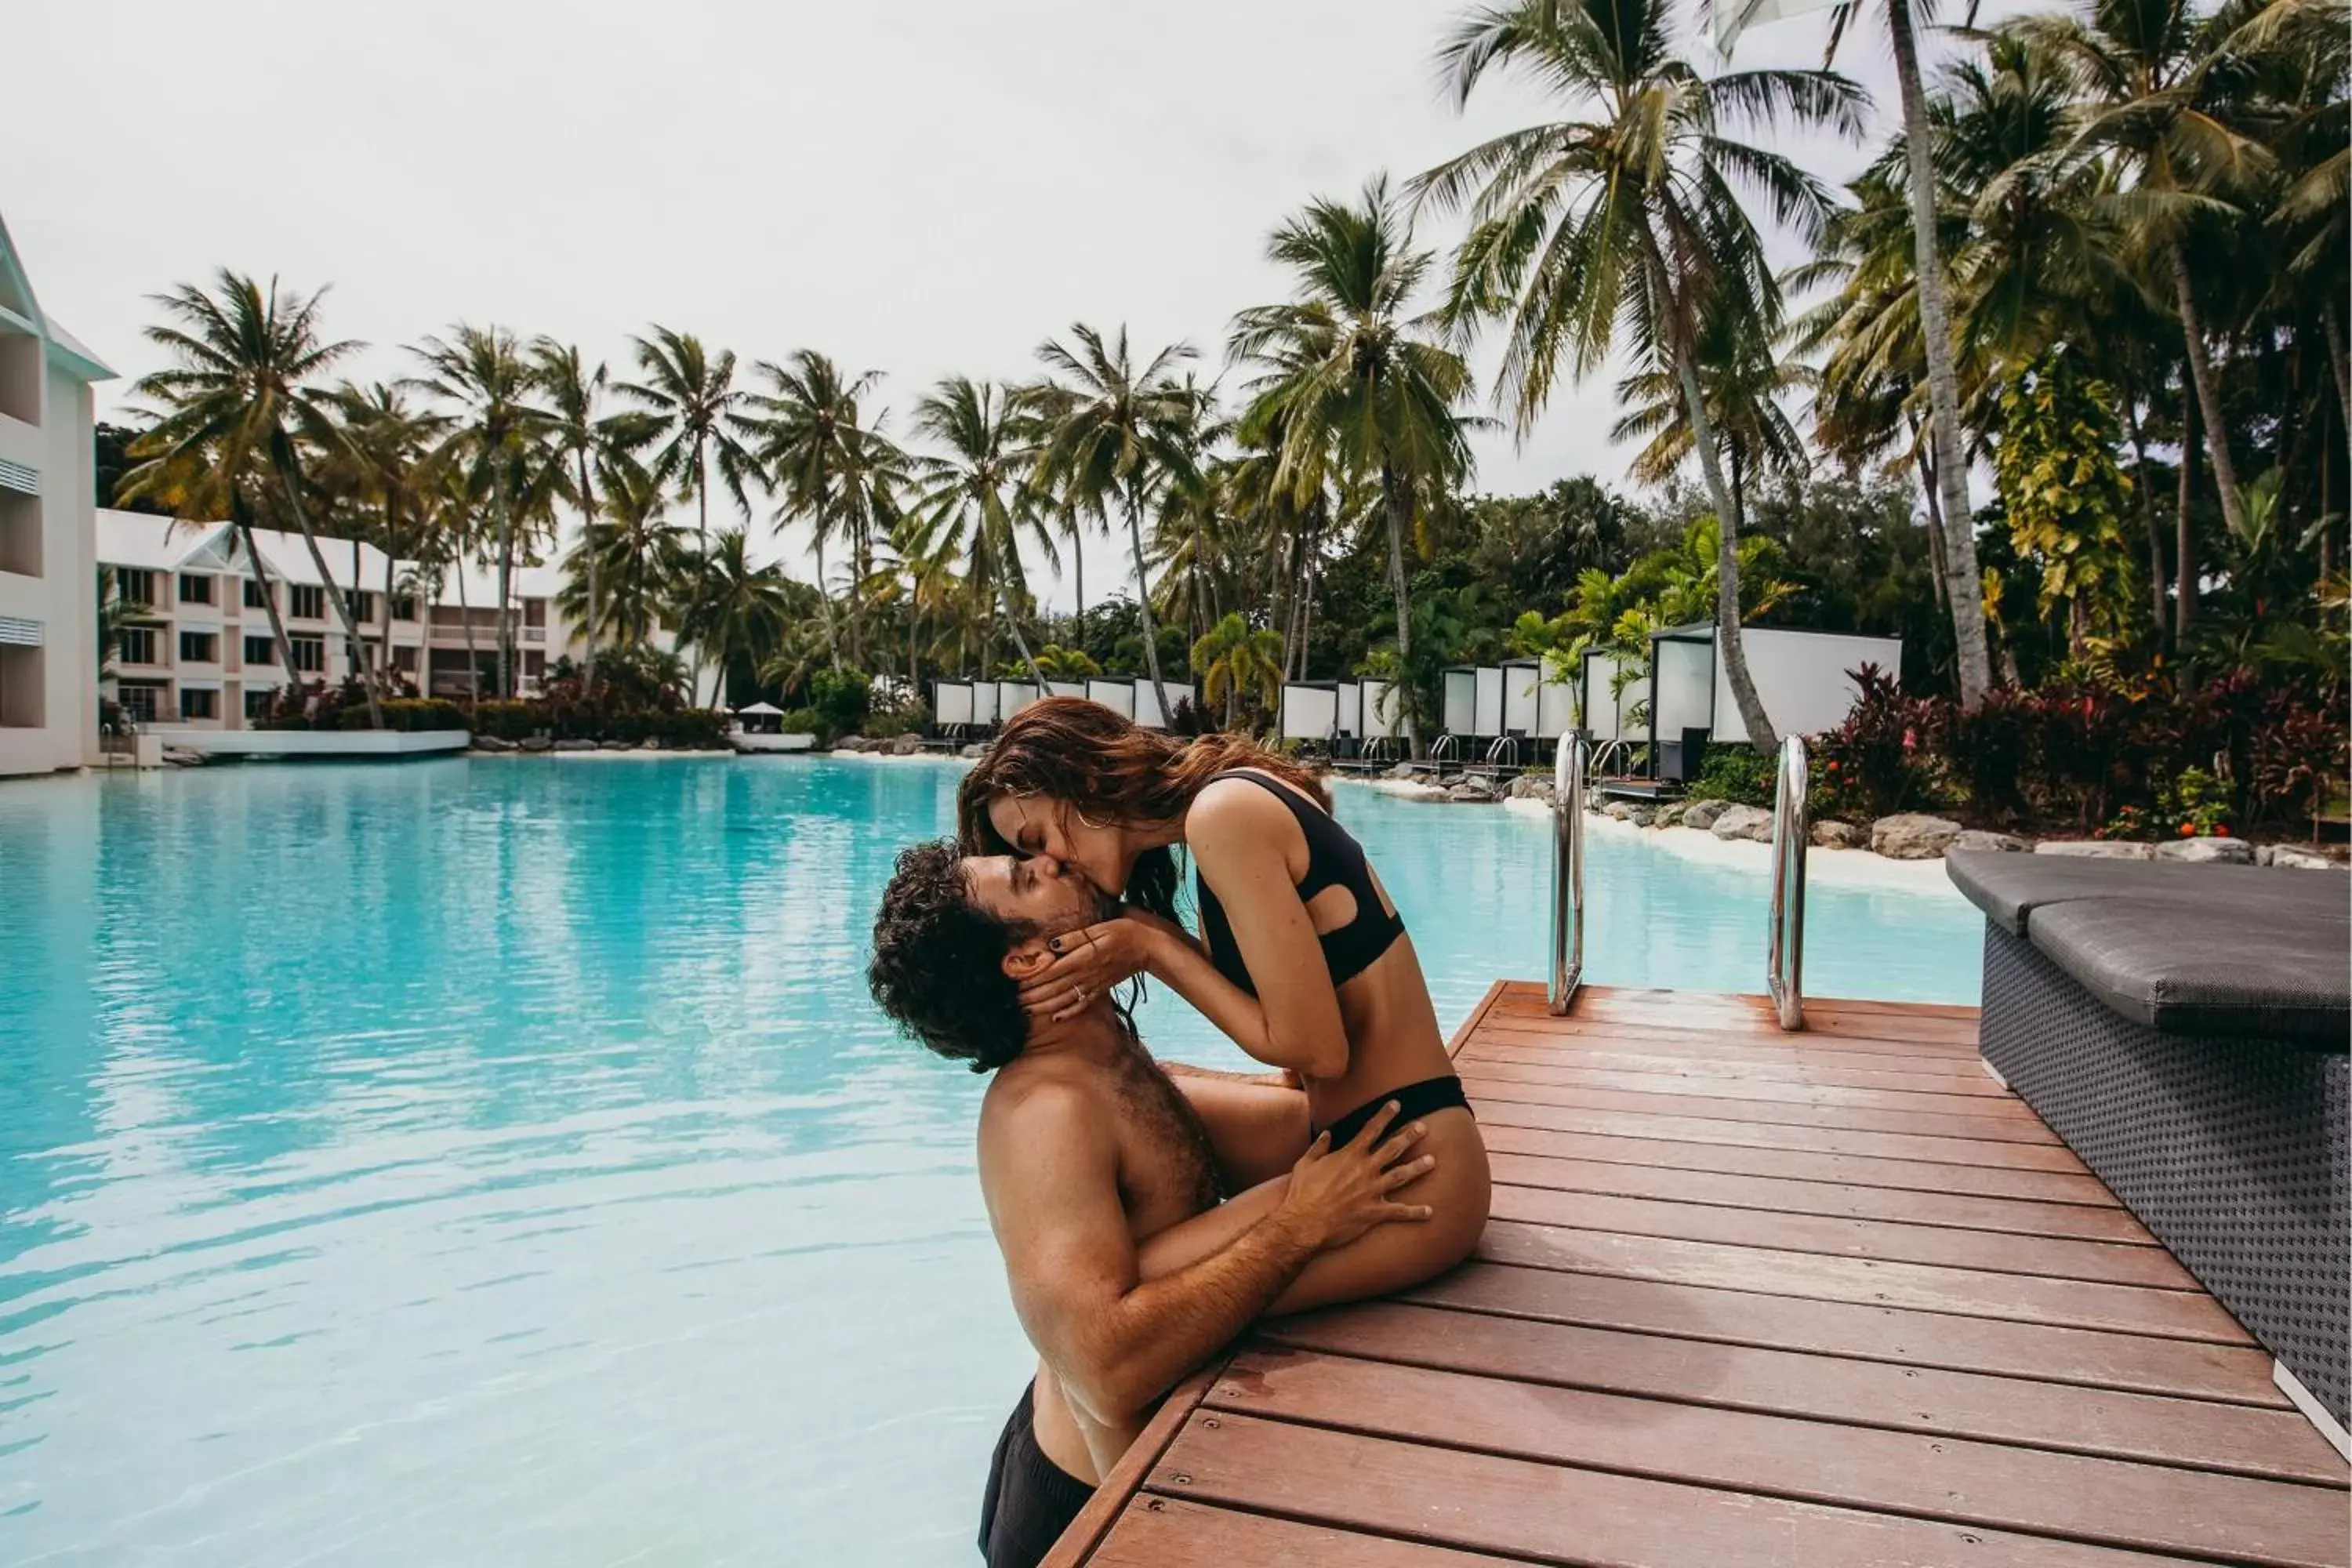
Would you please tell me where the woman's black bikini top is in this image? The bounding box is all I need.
[1195,771,1407,999]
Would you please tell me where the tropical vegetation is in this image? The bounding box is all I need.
[103,0,2344,831]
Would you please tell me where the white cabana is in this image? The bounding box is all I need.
[1580,650,1653,743]
[735,700,783,717]
[1132,678,1195,730]
[1501,660,1542,735]
[967,680,1001,726]
[1536,670,1577,739]
[997,680,1040,719]
[933,680,974,726]
[1334,681,1362,736]
[1650,623,1904,745]
[1045,681,1087,701]
[1439,668,1477,735]
[1359,678,1402,739]
[1085,678,1134,717]
[1472,666,1504,736]
[1279,682,1339,740]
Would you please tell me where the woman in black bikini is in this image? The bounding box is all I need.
[956,697,1490,1312]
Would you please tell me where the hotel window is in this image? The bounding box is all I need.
[119,626,158,666]
[392,644,419,673]
[290,636,325,673]
[180,688,217,720]
[290,584,326,620]
[392,593,417,622]
[118,569,158,608]
[118,682,162,724]
[243,634,277,666]
[245,688,273,720]
[346,590,376,623]
[244,578,273,610]
[178,630,220,664]
[179,573,215,605]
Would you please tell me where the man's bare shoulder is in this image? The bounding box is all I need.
[979,1056,1112,1153]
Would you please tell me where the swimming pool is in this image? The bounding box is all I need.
[0,758,1981,1565]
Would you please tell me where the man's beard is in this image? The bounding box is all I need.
[1038,880,1124,946]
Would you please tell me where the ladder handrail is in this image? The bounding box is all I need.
[1767,733,1809,1030]
[1549,733,1588,1015]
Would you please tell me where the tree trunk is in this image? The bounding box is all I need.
[495,494,514,701]
[1380,469,1421,757]
[2177,379,2198,641]
[350,535,365,681]
[456,548,480,699]
[2121,391,2168,630]
[274,459,386,730]
[2170,242,2249,545]
[2324,299,2352,448]
[816,534,842,670]
[996,579,1047,688]
[380,499,397,695]
[1670,354,1778,751]
[849,518,869,669]
[1914,441,1950,613]
[238,515,299,710]
[1888,0,1994,707]
[577,451,599,693]
[1072,519,1084,626]
[1127,486,1175,726]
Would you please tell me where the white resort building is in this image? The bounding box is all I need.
[0,216,113,779]
[96,509,584,728]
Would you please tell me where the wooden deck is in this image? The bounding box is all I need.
[1046,982,2352,1568]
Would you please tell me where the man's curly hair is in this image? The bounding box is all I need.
[867,840,1033,1073]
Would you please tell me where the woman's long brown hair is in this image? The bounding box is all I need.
[956,697,1329,925]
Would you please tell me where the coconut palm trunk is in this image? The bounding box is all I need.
[495,486,514,700]
[1668,352,1778,752]
[2122,392,2168,627]
[238,514,300,706]
[274,459,387,729]
[1378,469,1423,756]
[1887,0,1994,706]
[1127,484,1175,724]
[456,550,481,698]
[2168,243,2250,542]
[2177,380,2198,639]
[379,508,397,693]
[2323,300,2351,441]
[575,448,600,691]
[815,535,842,670]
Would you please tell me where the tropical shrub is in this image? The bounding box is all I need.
[376,699,468,732]
[810,668,871,738]
[471,700,542,742]
[775,706,826,740]
[1810,666,1941,820]
[866,691,931,737]
[1690,745,1776,807]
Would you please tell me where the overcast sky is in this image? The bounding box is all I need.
[7,0,2015,605]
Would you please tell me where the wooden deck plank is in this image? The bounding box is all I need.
[1460,1037,2016,1096]
[1478,1223,2252,1341]
[1480,1123,2122,1207]
[1203,1352,2350,1564]
[1471,1095,2096,1173]
[1263,1301,2348,1485]
[1087,1499,1525,1566]
[1146,1414,2208,1568]
[1487,1151,2160,1245]
[1488,1184,2197,1289]
[1461,1051,2027,1108]
[1065,986,2346,1567]
[1398,1264,2289,1406]
[1461,1071,2067,1145]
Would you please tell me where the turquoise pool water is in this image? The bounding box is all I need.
[0,758,1981,1565]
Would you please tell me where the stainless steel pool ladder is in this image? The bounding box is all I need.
[1767,733,1809,1031]
[1548,734,1587,1014]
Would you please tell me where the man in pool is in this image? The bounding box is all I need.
[867,840,1440,1568]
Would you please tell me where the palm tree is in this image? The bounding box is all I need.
[1413,0,1866,749]
[1229,176,1480,756]
[671,528,796,704]
[743,350,903,670]
[1820,0,1998,705]
[621,327,760,700]
[1612,307,1814,543]
[2019,0,2277,556]
[562,462,688,650]
[330,383,447,691]
[906,377,1054,686]
[532,339,650,695]
[113,435,305,688]
[1190,612,1285,728]
[412,325,553,699]
[124,270,386,727]
[1033,325,1203,722]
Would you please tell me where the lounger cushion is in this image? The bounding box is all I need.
[1946,850,2347,936]
[1947,851,2350,1043]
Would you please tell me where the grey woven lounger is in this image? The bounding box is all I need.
[1947,851,2350,1444]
